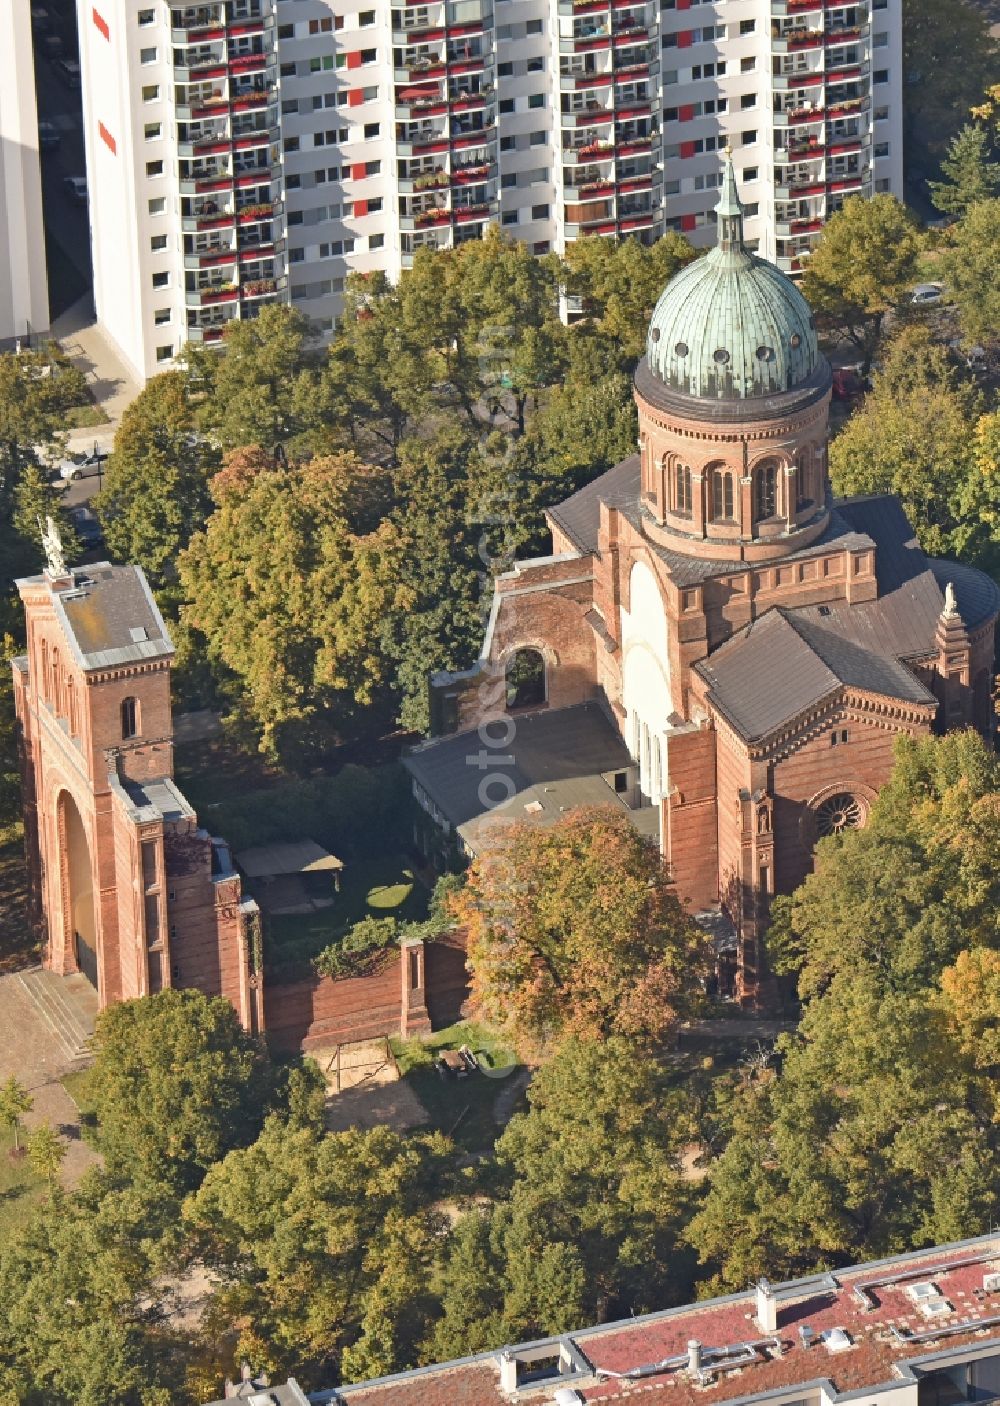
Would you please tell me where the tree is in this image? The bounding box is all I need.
[0,634,21,826]
[903,0,1000,183]
[767,731,1000,1004]
[0,1075,32,1153]
[430,1038,695,1360]
[191,303,320,453]
[457,807,709,1052]
[179,453,394,757]
[87,988,272,1193]
[829,324,999,567]
[563,232,698,368]
[930,124,1000,217]
[940,199,1000,347]
[26,1124,67,1191]
[94,372,217,594]
[800,195,922,369]
[938,947,1000,1118]
[187,1120,449,1389]
[12,463,79,563]
[0,345,86,512]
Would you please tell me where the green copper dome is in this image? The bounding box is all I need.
[646,156,820,400]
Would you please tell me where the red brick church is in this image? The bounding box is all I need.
[405,159,999,1003]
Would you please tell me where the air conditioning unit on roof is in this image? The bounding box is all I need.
[984,1272,1000,1293]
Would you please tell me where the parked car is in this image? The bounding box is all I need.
[910,283,943,305]
[67,506,104,550]
[53,57,81,88]
[58,449,106,482]
[63,174,88,205]
[37,120,61,153]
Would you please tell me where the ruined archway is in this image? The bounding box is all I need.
[57,790,98,989]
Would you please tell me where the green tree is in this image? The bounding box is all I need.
[430,1038,695,1359]
[0,345,86,511]
[940,198,1000,347]
[94,372,217,594]
[457,806,709,1053]
[0,633,21,825]
[179,453,394,757]
[930,124,1000,217]
[88,988,272,1193]
[903,0,1000,182]
[192,303,319,453]
[0,1074,32,1152]
[829,325,997,566]
[187,1120,449,1389]
[800,195,922,369]
[26,1124,66,1191]
[12,463,79,563]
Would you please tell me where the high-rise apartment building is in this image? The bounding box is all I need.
[0,1,50,348]
[76,0,901,383]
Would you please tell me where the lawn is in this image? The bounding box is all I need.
[0,1125,46,1240]
[64,398,110,430]
[265,854,429,972]
[0,822,39,975]
[390,1020,526,1154]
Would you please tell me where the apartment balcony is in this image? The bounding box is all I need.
[558,0,612,16]
[774,215,824,237]
[826,134,864,156]
[620,210,659,233]
[825,23,869,45]
[617,131,654,153]
[395,96,449,121]
[179,168,232,194]
[451,161,493,185]
[171,5,226,40]
[184,248,236,270]
[827,94,869,120]
[618,171,653,194]
[559,29,611,55]
[774,177,826,199]
[241,278,278,300]
[772,67,825,92]
[453,202,491,224]
[770,0,823,15]
[772,29,824,53]
[773,104,826,127]
[236,200,277,224]
[399,205,450,231]
[563,177,616,200]
[562,138,615,164]
[185,283,239,308]
[230,87,273,113]
[177,136,230,158]
[827,168,869,194]
[774,252,806,273]
[186,323,229,343]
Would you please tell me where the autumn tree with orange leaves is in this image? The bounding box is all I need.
[456,806,710,1053]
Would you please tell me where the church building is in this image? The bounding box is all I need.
[405,158,999,1003]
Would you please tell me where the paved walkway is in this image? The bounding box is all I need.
[0,967,100,1187]
[50,296,141,452]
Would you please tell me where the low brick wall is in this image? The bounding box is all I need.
[263,932,472,1051]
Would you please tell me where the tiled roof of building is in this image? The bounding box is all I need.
[36,563,174,670]
[310,1235,1000,1406]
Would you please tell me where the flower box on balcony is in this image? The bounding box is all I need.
[242,279,276,297]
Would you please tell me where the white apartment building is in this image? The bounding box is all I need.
[0,1,50,348]
[76,0,902,383]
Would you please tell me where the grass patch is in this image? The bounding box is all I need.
[265,855,428,973]
[64,399,110,429]
[0,1124,46,1241]
[0,823,39,975]
[390,1021,524,1154]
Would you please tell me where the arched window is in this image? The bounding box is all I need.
[674,463,692,517]
[41,639,50,702]
[755,461,779,521]
[51,649,62,717]
[66,678,77,737]
[505,650,546,711]
[121,696,140,740]
[710,466,734,522]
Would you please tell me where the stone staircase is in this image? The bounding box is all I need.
[16,966,98,1067]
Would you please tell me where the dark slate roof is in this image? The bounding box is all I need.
[45,563,173,670]
[695,606,937,743]
[403,702,636,849]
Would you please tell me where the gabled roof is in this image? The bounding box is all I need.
[694,607,937,744]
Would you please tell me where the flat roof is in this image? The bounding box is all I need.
[313,1234,1000,1406]
[235,840,343,878]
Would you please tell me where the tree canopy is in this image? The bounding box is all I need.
[930,124,1000,217]
[457,806,709,1053]
[940,198,1000,347]
[903,0,1000,184]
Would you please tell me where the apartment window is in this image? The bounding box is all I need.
[155,345,173,363]
[874,29,889,45]
[286,173,301,189]
[368,196,383,212]
[148,196,166,214]
[141,84,159,102]
[663,68,678,84]
[359,48,376,64]
[284,136,300,153]
[150,233,168,251]
[874,142,890,158]
[528,93,545,109]
[310,55,334,72]
[287,209,304,226]
[369,232,384,250]
[740,56,756,73]
[743,166,758,181]
[364,121,380,139]
[280,62,295,78]
[145,159,163,176]
[137,7,154,23]
[742,129,757,146]
[739,18,755,33]
[525,17,543,33]
[153,307,171,325]
[530,130,546,146]
[501,171,517,189]
[664,107,679,123]
[873,69,889,83]
[500,134,515,151]
[875,177,891,192]
[359,9,375,24]
[139,46,157,64]
[289,248,305,263]
[527,56,544,73]
[361,85,378,102]
[365,159,380,176]
[334,13,344,26]
[502,210,518,225]
[277,23,293,39]
[499,98,514,114]
[152,271,169,289]
[531,202,549,220]
[144,122,161,140]
[309,17,333,33]
[874,105,890,121]
[740,93,756,109]
[532,240,550,255]
[498,61,513,77]
[343,237,355,252]
[744,202,759,217]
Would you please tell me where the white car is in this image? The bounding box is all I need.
[910,283,943,305]
[59,449,106,482]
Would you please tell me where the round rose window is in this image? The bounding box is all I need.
[815,792,864,837]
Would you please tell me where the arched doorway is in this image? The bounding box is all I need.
[57,791,98,989]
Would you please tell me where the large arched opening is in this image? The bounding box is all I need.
[57,791,98,989]
[505,647,547,711]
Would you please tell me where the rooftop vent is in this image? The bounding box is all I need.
[130,626,149,642]
[984,1273,1000,1293]
[906,1282,940,1303]
[919,1299,953,1320]
[799,1325,816,1349]
[822,1328,853,1354]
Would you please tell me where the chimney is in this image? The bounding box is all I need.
[499,1351,518,1394]
[756,1278,778,1333]
[688,1340,703,1375]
